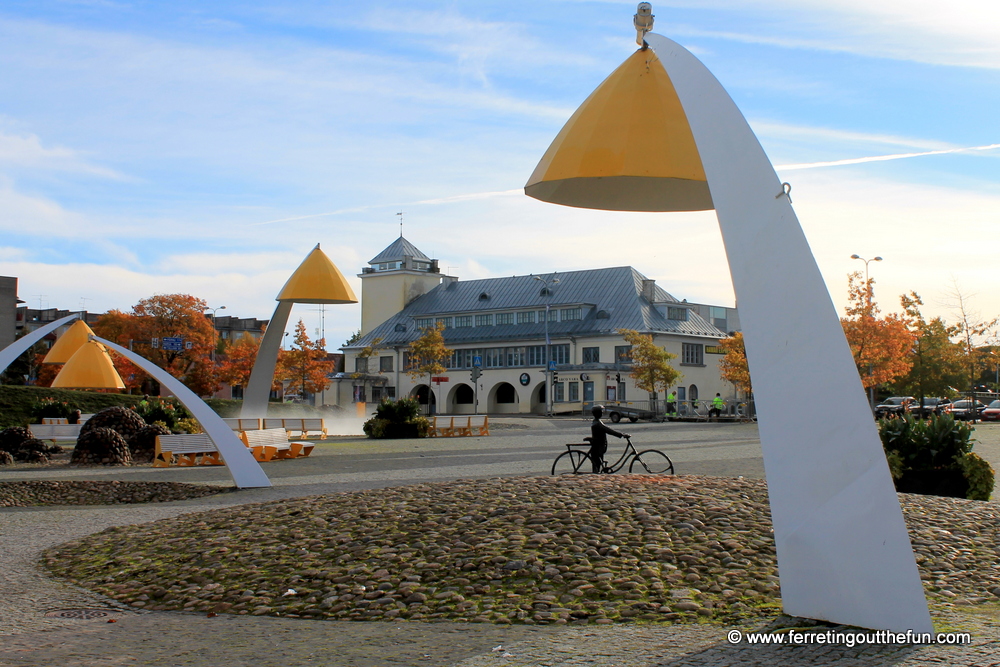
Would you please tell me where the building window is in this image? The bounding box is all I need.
[682,343,704,365]
[667,307,689,321]
[560,307,582,321]
[376,261,400,271]
[386,387,396,399]
[415,318,434,329]
[475,314,493,327]
[551,344,570,365]
[538,309,557,323]
[435,317,452,329]
[582,347,600,364]
[379,356,393,372]
[450,349,472,369]
[454,315,473,328]
[553,382,565,402]
[414,261,430,271]
[505,346,525,367]
[709,306,727,331]
[495,312,514,325]
[353,385,366,403]
[496,383,516,403]
[517,311,536,324]
[485,348,504,367]
[355,357,369,373]
[527,345,546,366]
[231,384,244,400]
[568,381,579,402]
[455,384,474,404]
[615,345,632,363]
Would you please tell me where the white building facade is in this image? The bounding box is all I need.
[330,237,736,416]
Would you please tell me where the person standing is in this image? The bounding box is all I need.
[589,405,626,473]
[666,390,677,419]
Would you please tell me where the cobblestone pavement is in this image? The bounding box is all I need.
[4,419,1000,666]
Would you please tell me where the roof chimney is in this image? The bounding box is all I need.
[642,279,656,302]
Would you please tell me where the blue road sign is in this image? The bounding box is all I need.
[472,355,482,367]
[548,360,557,371]
[162,336,184,351]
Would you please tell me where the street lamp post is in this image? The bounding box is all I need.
[205,305,226,363]
[850,255,881,411]
[533,275,560,417]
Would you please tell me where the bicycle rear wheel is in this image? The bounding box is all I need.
[629,449,674,474]
[552,450,591,475]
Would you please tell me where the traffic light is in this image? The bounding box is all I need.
[471,367,481,382]
[552,371,558,383]
[615,373,621,383]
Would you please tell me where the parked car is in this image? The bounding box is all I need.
[981,400,1000,422]
[941,399,987,421]
[874,396,915,419]
[905,397,950,417]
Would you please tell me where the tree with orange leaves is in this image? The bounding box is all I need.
[718,332,752,396]
[93,294,219,396]
[217,331,287,392]
[841,272,915,390]
[282,320,333,397]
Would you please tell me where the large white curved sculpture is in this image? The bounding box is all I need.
[94,336,271,489]
[526,26,931,632]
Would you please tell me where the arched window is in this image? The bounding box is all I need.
[496,383,516,404]
[455,384,474,404]
[688,385,699,402]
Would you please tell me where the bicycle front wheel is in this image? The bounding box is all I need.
[552,450,591,475]
[629,449,674,474]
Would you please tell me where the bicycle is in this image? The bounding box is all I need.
[551,435,674,475]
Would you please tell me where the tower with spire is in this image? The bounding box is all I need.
[359,236,444,335]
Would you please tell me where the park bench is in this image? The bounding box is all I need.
[429,415,490,437]
[30,424,83,442]
[241,428,314,461]
[429,417,455,437]
[153,433,223,467]
[262,418,328,439]
[223,417,263,432]
[42,417,68,424]
[458,415,490,436]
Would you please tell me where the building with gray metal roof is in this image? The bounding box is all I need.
[326,236,739,417]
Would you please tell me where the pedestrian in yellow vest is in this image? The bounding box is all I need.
[666,390,677,419]
[709,393,725,420]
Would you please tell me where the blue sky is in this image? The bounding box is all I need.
[2,0,999,347]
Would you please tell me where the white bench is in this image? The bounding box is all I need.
[262,418,328,439]
[223,417,263,432]
[30,424,83,442]
[153,433,223,467]
[241,428,314,461]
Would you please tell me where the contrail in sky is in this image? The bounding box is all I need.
[776,142,1000,171]
[254,143,999,225]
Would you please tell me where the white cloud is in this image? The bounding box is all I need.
[667,0,1000,69]
[0,130,125,179]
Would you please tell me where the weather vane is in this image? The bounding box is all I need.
[396,211,404,236]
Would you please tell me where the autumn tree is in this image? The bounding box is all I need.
[945,283,999,395]
[718,332,752,396]
[282,319,334,398]
[217,331,287,392]
[617,329,681,407]
[92,294,219,396]
[894,292,965,403]
[407,323,452,411]
[840,272,915,392]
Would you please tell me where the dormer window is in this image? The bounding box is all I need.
[375,261,400,272]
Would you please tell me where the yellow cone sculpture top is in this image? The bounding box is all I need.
[276,244,358,304]
[52,340,126,390]
[525,48,711,212]
[43,319,96,364]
